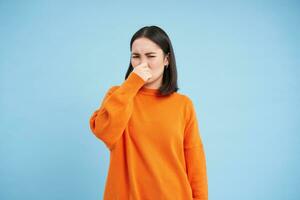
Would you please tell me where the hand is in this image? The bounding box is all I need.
[132,62,152,82]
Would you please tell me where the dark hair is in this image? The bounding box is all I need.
[125,25,179,96]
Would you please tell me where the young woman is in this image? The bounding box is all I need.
[89,25,208,200]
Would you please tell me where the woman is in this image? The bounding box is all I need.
[89,25,208,200]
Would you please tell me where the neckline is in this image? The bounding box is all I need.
[139,86,160,96]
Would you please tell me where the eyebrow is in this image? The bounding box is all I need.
[131,52,157,55]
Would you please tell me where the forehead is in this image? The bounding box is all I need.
[131,37,161,53]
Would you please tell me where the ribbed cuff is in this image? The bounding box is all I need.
[118,72,146,96]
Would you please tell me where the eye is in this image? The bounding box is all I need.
[131,55,155,58]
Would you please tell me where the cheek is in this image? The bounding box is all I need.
[131,59,138,67]
[149,59,163,68]
[150,64,165,76]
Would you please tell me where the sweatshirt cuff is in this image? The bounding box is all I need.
[118,72,146,96]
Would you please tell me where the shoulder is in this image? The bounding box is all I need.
[170,91,196,119]
[172,91,194,108]
[174,92,198,122]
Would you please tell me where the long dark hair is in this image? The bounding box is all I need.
[125,25,179,96]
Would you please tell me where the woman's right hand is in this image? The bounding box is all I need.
[132,62,152,82]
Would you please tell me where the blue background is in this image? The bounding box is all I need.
[0,0,299,199]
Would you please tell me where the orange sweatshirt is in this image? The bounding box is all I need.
[89,71,208,200]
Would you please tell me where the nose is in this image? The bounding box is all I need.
[139,56,148,66]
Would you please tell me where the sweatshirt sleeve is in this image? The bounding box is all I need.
[89,72,146,151]
[183,97,208,200]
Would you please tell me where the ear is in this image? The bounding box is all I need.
[164,52,170,66]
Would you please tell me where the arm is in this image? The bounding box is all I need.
[89,72,145,151]
[184,97,208,200]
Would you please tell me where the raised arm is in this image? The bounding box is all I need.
[89,72,145,151]
[184,97,208,200]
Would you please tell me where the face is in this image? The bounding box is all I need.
[131,37,169,85]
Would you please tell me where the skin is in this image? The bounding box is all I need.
[131,37,169,89]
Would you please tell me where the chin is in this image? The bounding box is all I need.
[147,76,156,83]
[146,75,161,85]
